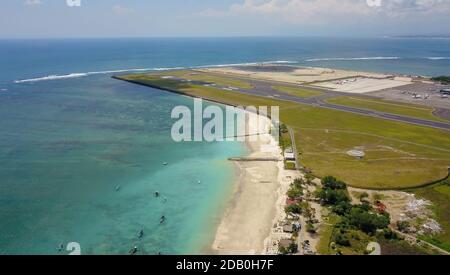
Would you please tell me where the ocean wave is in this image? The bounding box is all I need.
[13,68,161,83]
[14,73,89,83]
[426,57,450,60]
[13,61,296,84]
[198,60,296,68]
[305,57,400,62]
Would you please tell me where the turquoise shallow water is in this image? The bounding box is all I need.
[0,75,246,255]
[1,37,449,254]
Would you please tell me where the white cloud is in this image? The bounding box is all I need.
[383,0,450,11]
[197,0,450,23]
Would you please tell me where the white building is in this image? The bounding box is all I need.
[284,148,295,161]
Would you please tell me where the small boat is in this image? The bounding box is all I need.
[160,215,166,224]
[138,230,144,239]
[57,243,64,252]
[115,185,121,192]
[197,180,201,184]
[129,246,138,255]
[154,191,160,198]
[163,162,168,166]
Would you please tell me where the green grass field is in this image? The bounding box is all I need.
[432,76,450,85]
[316,213,340,255]
[412,179,450,252]
[157,70,254,89]
[326,96,449,123]
[272,85,323,98]
[117,72,450,189]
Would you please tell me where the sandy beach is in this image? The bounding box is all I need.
[210,112,297,255]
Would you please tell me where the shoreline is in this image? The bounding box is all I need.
[208,111,301,255]
[112,75,290,255]
[113,75,303,254]
[209,111,280,255]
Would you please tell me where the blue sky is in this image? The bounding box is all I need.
[1,0,450,38]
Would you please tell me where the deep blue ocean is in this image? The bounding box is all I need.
[0,37,449,255]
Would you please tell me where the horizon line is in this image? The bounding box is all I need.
[1,34,450,40]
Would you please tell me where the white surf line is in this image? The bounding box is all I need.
[13,68,162,83]
[305,56,450,62]
[305,57,400,62]
[13,61,298,84]
[426,57,450,60]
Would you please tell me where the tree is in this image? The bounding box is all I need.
[317,189,350,205]
[285,204,302,214]
[347,208,390,234]
[305,173,315,185]
[332,201,353,215]
[378,228,400,240]
[300,202,314,221]
[357,202,373,212]
[321,176,347,190]
[278,242,298,255]
[287,188,303,199]
[293,178,305,189]
[377,213,391,229]
[335,232,351,247]
[287,178,306,199]
[288,243,299,254]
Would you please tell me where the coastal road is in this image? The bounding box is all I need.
[201,72,450,131]
[287,126,300,170]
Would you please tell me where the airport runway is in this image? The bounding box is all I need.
[210,76,450,131]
